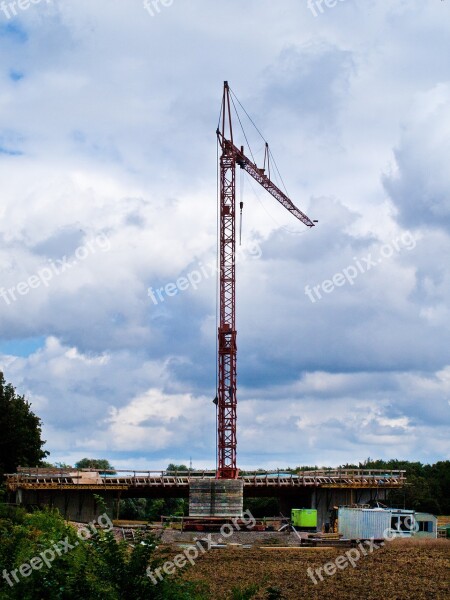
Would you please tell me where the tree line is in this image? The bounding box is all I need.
[1,371,449,516]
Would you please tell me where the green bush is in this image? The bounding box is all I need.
[0,505,207,600]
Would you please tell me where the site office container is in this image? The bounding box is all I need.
[389,509,416,536]
[338,507,416,540]
[291,509,317,529]
[414,512,438,538]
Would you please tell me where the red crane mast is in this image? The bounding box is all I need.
[216,82,315,479]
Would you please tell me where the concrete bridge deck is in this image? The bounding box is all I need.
[6,468,406,525]
[7,468,406,492]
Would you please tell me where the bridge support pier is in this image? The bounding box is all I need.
[189,479,243,517]
[16,488,117,523]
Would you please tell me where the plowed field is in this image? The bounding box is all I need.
[181,539,449,599]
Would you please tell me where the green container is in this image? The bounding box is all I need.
[291,509,317,528]
[446,526,450,539]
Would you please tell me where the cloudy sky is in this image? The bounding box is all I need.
[0,0,449,471]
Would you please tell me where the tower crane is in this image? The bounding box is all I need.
[216,81,316,479]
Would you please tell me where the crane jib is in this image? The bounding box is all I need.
[231,142,315,228]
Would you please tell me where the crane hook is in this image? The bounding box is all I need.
[239,201,244,245]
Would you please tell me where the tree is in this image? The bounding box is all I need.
[0,503,208,599]
[118,465,189,521]
[0,372,48,477]
[355,458,450,514]
[166,464,189,472]
[244,497,280,518]
[75,458,115,471]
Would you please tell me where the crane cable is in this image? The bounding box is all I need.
[228,86,297,228]
[229,86,291,201]
[229,94,257,166]
[246,175,309,237]
[229,87,266,147]
[229,87,311,235]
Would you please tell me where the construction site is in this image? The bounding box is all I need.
[1,2,450,598]
[6,83,440,548]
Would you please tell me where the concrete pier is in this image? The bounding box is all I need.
[189,479,243,517]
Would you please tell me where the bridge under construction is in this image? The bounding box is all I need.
[7,468,406,528]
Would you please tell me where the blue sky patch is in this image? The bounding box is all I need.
[0,22,28,43]
[0,146,23,156]
[9,69,24,81]
[0,336,46,358]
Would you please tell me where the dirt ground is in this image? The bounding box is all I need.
[180,538,450,599]
[160,528,305,547]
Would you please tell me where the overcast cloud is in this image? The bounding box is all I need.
[0,0,449,471]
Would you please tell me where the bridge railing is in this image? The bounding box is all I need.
[6,468,406,489]
[242,469,407,486]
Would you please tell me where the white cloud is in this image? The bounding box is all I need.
[0,0,449,468]
[384,83,450,230]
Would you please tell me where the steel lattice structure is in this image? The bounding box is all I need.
[216,82,315,479]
